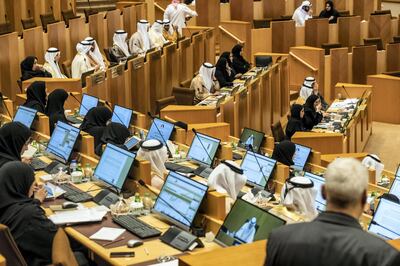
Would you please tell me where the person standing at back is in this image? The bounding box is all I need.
[163,0,198,37]
[265,158,400,266]
[319,1,340,23]
[292,1,313,27]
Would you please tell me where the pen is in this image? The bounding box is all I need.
[144,247,149,255]
[102,236,125,247]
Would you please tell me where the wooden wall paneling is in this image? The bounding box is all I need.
[163,43,179,95]
[4,0,26,33]
[230,0,253,22]
[220,21,252,60]
[305,18,329,48]
[220,97,236,136]
[263,0,286,19]
[279,58,290,116]
[0,32,20,100]
[123,5,137,37]
[329,48,348,101]
[192,32,206,74]
[69,17,89,62]
[178,38,194,84]
[386,43,400,72]
[146,50,163,114]
[352,45,377,84]
[89,13,106,53]
[334,0,347,11]
[85,72,109,102]
[235,88,250,134]
[196,0,220,29]
[271,20,296,53]
[270,64,281,124]
[368,14,392,46]
[260,71,272,135]
[107,65,128,107]
[249,79,262,131]
[22,26,45,64]
[106,9,123,48]
[204,28,216,65]
[338,16,361,50]
[353,0,374,21]
[47,21,68,63]
[128,57,150,113]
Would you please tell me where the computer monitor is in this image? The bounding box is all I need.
[111,105,132,128]
[124,136,141,150]
[368,198,400,240]
[304,172,326,212]
[78,94,99,117]
[240,152,276,189]
[215,199,286,246]
[238,127,265,153]
[152,171,208,230]
[187,132,221,167]
[396,165,400,177]
[292,144,311,171]
[45,121,80,164]
[93,143,136,190]
[146,118,175,145]
[13,106,37,129]
[389,176,400,199]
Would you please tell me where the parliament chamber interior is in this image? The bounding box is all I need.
[1,0,400,265]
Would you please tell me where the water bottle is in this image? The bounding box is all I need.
[70,160,77,173]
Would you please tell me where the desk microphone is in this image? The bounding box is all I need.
[68,92,89,114]
[106,101,127,127]
[174,121,188,131]
[191,128,215,166]
[248,144,269,187]
[0,92,12,119]
[147,112,173,156]
[341,85,351,99]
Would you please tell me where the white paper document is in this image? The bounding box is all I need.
[49,206,108,225]
[89,227,126,241]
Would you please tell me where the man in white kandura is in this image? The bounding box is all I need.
[43,47,67,78]
[163,0,198,36]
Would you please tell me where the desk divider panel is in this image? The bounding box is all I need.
[352,45,377,84]
[260,71,272,135]
[22,26,45,64]
[368,14,393,46]
[163,43,179,96]
[69,17,89,60]
[47,21,68,64]
[128,57,150,114]
[106,9,123,48]
[85,72,109,102]
[230,0,253,22]
[219,96,236,137]
[123,5,138,37]
[235,88,250,136]
[107,64,129,107]
[263,0,286,19]
[270,64,281,124]
[89,13,107,52]
[338,16,361,50]
[146,50,163,114]
[204,28,216,64]
[192,32,206,72]
[329,48,349,101]
[354,0,375,21]
[178,38,194,84]
[271,20,296,53]
[305,18,329,48]
[0,32,20,101]
[279,57,290,117]
[248,78,262,131]
[386,43,400,72]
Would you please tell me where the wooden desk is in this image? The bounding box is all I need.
[179,240,267,266]
[388,239,400,251]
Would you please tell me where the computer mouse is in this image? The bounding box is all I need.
[62,201,78,209]
[127,239,143,248]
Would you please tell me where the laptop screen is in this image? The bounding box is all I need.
[146,118,174,145]
[187,132,220,167]
[111,105,132,128]
[304,172,326,212]
[292,144,311,171]
[78,94,99,117]
[389,176,400,199]
[240,152,276,188]
[237,128,265,153]
[94,143,136,189]
[46,121,80,163]
[152,171,208,230]
[13,106,37,129]
[215,199,286,246]
[368,198,400,240]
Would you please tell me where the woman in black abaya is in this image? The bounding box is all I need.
[95,122,130,156]
[0,122,31,168]
[80,106,112,149]
[45,88,69,134]
[23,81,47,113]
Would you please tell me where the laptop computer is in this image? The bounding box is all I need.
[13,106,37,129]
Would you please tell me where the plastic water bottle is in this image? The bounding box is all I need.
[70,160,77,173]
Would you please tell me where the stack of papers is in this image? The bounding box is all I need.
[90,227,126,241]
[45,183,65,199]
[49,206,108,225]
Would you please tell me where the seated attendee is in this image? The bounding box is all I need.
[266,158,400,266]
[95,122,130,156]
[190,62,220,104]
[162,19,178,42]
[163,0,198,37]
[208,160,247,210]
[303,94,324,130]
[110,30,131,62]
[23,81,47,113]
[43,47,67,79]
[280,175,318,220]
[129,20,152,57]
[71,40,97,79]
[80,106,112,149]
[319,1,340,24]
[361,154,385,183]
[292,1,313,27]
[84,36,107,71]
[137,139,169,190]
[215,56,234,88]
[231,44,251,74]
[149,20,167,49]
[271,140,295,167]
[0,122,32,168]
[220,51,240,78]
[285,104,306,139]
[20,56,52,81]
[299,77,328,110]
[45,89,69,134]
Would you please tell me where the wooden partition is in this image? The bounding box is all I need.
[235,88,250,136]
[69,17,89,60]
[263,0,287,19]
[230,0,253,22]
[305,18,329,48]
[160,105,218,124]
[147,50,163,114]
[89,13,107,52]
[0,32,20,101]
[128,57,150,113]
[47,21,68,63]
[386,43,400,72]
[260,70,272,135]
[123,5,138,36]
[354,0,375,21]
[192,32,206,73]
[220,21,252,60]
[368,14,393,46]
[84,72,109,102]
[163,43,179,95]
[178,38,194,84]
[248,78,262,131]
[106,9,123,47]
[292,132,346,154]
[352,45,377,84]
[107,65,129,108]
[338,16,361,49]
[279,57,290,116]
[196,0,220,30]
[271,20,296,53]
[22,26,45,64]
[219,96,236,136]
[328,48,349,101]
[204,28,216,64]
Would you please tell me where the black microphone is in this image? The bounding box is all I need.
[191,128,215,166]
[341,85,351,99]
[248,144,269,186]
[106,101,127,127]
[174,121,188,131]
[0,92,12,119]
[68,92,90,115]
[146,112,172,155]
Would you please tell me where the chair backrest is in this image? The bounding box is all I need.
[21,17,37,30]
[0,224,27,266]
[52,228,78,266]
[172,87,195,105]
[271,121,285,143]
[62,60,72,78]
[180,79,192,88]
[363,38,384,50]
[40,12,57,31]
[155,96,177,115]
[84,9,98,23]
[321,43,342,55]
[0,22,12,35]
[255,56,273,68]
[61,10,80,27]
[103,47,118,63]
[253,19,270,29]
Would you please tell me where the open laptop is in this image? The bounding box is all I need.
[215,198,286,246]
[304,172,326,213]
[146,117,175,145]
[292,144,312,171]
[368,198,400,240]
[388,176,400,199]
[67,93,99,124]
[240,151,276,189]
[111,104,132,128]
[237,127,265,153]
[13,106,37,129]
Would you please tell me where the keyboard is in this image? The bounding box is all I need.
[30,157,49,170]
[58,183,93,203]
[112,215,161,239]
[66,115,82,124]
[193,165,213,179]
[165,162,194,174]
[44,161,68,175]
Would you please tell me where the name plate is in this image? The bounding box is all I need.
[110,64,124,78]
[91,72,105,85]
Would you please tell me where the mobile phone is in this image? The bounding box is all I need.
[110,252,135,258]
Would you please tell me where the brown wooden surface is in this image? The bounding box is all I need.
[271,20,296,53]
[123,5,138,37]
[305,18,329,48]
[196,0,220,29]
[163,43,179,96]
[129,57,150,113]
[338,16,361,50]
[329,48,349,101]
[161,105,218,124]
[352,45,377,84]
[263,0,286,19]
[368,14,392,46]
[386,42,400,72]
[89,13,106,53]
[69,17,89,61]
[192,32,206,75]
[47,21,68,64]
[106,9,123,48]
[22,26,45,64]
[0,32,20,101]
[354,0,374,21]
[230,0,253,22]
[292,132,346,154]
[147,50,163,114]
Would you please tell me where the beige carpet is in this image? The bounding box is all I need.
[363,122,400,172]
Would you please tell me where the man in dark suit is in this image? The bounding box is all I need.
[265,158,400,266]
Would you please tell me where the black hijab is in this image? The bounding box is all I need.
[81,106,112,148]
[20,56,37,73]
[231,44,250,74]
[45,89,68,133]
[272,140,296,166]
[20,56,52,81]
[0,122,31,168]
[304,94,320,112]
[215,56,234,86]
[24,81,47,113]
[322,1,334,16]
[290,104,303,120]
[286,104,305,139]
[95,122,130,155]
[220,51,232,67]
